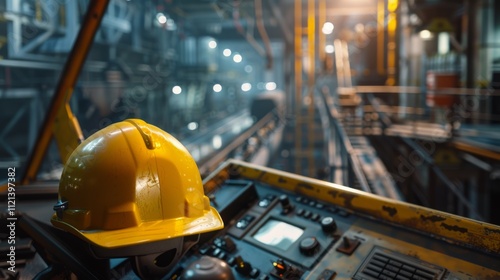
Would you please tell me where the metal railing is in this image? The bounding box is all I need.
[364,93,485,220]
[195,109,284,176]
[318,86,371,193]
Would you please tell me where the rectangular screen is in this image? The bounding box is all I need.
[253,219,304,250]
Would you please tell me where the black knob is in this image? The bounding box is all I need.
[299,237,319,256]
[279,194,294,214]
[320,216,337,233]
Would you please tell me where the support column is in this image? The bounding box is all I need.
[465,0,481,88]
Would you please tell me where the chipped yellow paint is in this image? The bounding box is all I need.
[203,159,500,256]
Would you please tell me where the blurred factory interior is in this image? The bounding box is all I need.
[1,0,500,225]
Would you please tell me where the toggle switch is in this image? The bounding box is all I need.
[271,259,303,279]
[213,235,236,253]
[272,259,288,275]
[336,236,361,255]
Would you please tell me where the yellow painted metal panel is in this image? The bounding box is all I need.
[204,159,500,256]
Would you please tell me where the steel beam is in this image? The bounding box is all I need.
[19,0,110,186]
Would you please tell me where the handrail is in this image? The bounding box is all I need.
[365,93,484,220]
[354,85,500,96]
[319,87,371,193]
[183,113,251,147]
[197,110,282,176]
[402,136,483,220]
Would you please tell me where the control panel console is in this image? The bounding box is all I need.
[165,179,500,280]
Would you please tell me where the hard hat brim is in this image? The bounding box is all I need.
[51,207,223,249]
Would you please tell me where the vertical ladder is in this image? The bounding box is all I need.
[293,0,321,177]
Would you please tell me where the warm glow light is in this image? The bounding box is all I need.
[387,14,397,32]
[233,54,242,63]
[241,83,252,92]
[388,0,399,12]
[223,48,232,56]
[419,29,433,40]
[172,85,182,94]
[213,84,222,92]
[322,22,334,35]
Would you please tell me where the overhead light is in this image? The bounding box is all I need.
[187,122,198,131]
[172,85,182,94]
[156,13,167,25]
[166,18,176,31]
[245,65,253,73]
[265,82,276,91]
[208,40,217,49]
[241,83,252,92]
[233,54,242,63]
[213,84,222,92]
[223,48,232,57]
[419,30,433,40]
[325,44,334,53]
[322,22,334,35]
[438,32,450,54]
[410,14,421,26]
[212,135,222,149]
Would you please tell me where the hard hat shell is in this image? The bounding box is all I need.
[51,119,223,249]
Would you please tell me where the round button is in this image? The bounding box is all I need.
[320,216,337,233]
[299,237,319,256]
[258,199,270,207]
[182,256,235,280]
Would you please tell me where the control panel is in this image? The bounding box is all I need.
[5,160,500,279]
[162,178,500,280]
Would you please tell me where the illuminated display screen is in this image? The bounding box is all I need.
[253,219,304,250]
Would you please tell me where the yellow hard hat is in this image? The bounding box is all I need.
[51,119,223,249]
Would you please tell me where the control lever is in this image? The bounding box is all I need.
[336,236,361,255]
[234,256,253,276]
[279,194,294,214]
[213,235,237,253]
